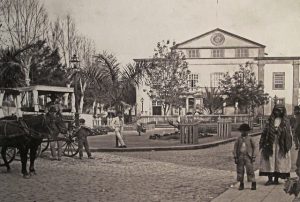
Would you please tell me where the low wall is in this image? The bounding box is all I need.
[140,114,253,124]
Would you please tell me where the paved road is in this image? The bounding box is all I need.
[0,136,297,202]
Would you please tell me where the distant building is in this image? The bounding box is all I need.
[135,28,300,116]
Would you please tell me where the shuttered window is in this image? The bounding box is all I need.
[187,49,200,58]
[211,49,224,58]
[273,72,285,90]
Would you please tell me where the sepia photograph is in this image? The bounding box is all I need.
[0,0,300,201]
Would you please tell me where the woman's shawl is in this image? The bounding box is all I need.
[259,107,292,158]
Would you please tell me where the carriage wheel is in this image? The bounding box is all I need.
[62,132,79,157]
[0,147,16,166]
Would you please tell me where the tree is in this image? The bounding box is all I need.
[30,45,67,86]
[0,48,25,87]
[68,53,100,114]
[93,52,145,114]
[219,62,269,114]
[46,15,98,113]
[143,40,189,115]
[47,15,81,68]
[0,0,49,86]
[202,87,224,114]
[0,41,47,88]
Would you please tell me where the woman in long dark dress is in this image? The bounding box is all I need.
[259,104,292,185]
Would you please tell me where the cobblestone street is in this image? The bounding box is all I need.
[2,136,295,202]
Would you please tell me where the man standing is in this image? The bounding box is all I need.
[293,106,300,177]
[46,95,64,161]
[111,111,126,148]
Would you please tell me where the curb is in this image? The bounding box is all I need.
[90,131,262,152]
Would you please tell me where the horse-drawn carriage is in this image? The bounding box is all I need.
[17,85,80,157]
[0,85,80,166]
[0,85,108,178]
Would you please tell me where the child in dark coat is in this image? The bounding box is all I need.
[75,118,94,159]
[233,123,256,190]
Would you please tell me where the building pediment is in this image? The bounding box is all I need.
[174,28,265,49]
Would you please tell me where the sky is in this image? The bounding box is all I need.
[41,0,300,66]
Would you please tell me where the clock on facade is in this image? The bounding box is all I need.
[210,33,225,46]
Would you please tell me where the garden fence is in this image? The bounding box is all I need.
[179,120,199,144]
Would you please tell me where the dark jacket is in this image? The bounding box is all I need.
[233,136,256,158]
[293,114,300,148]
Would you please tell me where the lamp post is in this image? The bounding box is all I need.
[70,54,80,127]
[140,97,144,114]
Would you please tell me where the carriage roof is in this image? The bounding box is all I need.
[0,88,21,95]
[17,85,74,95]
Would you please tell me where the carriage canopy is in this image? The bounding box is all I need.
[17,85,75,114]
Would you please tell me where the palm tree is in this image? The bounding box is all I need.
[93,52,145,115]
[0,47,25,87]
[67,58,103,113]
[202,86,224,114]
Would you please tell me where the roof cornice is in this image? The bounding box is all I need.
[172,28,266,49]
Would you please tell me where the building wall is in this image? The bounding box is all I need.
[263,63,294,115]
[185,48,260,59]
[136,81,153,116]
[187,58,258,87]
[135,29,299,116]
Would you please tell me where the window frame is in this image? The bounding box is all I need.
[188,74,199,90]
[210,72,225,87]
[273,72,285,90]
[187,49,200,58]
[235,48,249,58]
[211,49,224,58]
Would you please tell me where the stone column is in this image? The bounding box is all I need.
[257,62,265,84]
[257,62,265,115]
[293,61,300,108]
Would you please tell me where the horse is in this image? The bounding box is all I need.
[0,113,67,178]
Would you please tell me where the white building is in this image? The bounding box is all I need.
[135,28,300,116]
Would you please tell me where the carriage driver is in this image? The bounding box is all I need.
[45,95,64,161]
[45,95,63,114]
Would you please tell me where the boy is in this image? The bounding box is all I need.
[76,118,94,159]
[233,123,256,190]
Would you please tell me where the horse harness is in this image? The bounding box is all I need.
[0,119,31,138]
[0,116,50,139]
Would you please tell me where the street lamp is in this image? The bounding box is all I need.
[70,54,80,127]
[140,97,144,114]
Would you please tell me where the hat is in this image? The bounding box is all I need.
[79,118,85,124]
[274,104,285,109]
[294,106,300,114]
[238,123,251,132]
[49,106,57,112]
